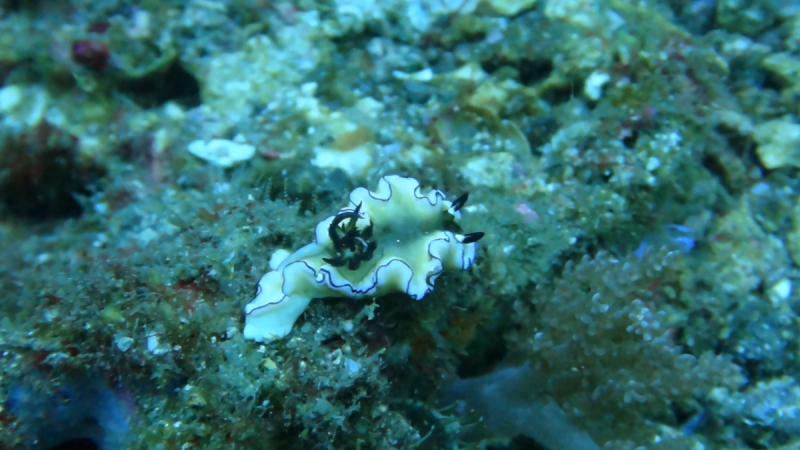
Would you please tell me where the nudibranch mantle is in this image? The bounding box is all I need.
[243,175,484,343]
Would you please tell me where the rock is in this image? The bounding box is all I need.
[716,108,754,137]
[544,0,603,29]
[760,53,800,89]
[405,0,480,32]
[584,70,611,100]
[460,152,516,187]
[198,14,325,125]
[785,202,800,267]
[716,0,775,36]
[309,109,376,179]
[768,278,792,305]
[187,138,256,167]
[753,120,800,169]
[481,0,538,16]
[311,144,373,179]
[706,197,789,294]
[0,85,22,112]
[0,85,48,129]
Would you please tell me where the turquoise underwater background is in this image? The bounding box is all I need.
[1,0,800,449]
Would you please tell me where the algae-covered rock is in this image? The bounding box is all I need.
[0,85,48,130]
[716,0,775,36]
[754,119,800,169]
[293,83,381,179]
[324,0,386,36]
[785,201,800,268]
[787,14,800,52]
[716,108,755,138]
[705,197,789,294]
[761,53,800,89]
[460,152,516,188]
[198,12,327,125]
[544,0,608,31]
[0,13,38,65]
[404,0,480,32]
[427,102,531,163]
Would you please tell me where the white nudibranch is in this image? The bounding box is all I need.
[243,175,484,343]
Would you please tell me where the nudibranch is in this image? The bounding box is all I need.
[243,175,484,342]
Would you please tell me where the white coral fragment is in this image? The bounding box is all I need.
[243,175,483,343]
[187,138,255,167]
[584,70,610,100]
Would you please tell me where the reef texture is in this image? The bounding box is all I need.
[1,0,800,449]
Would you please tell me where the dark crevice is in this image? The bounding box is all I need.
[622,129,640,149]
[0,122,106,221]
[521,115,559,152]
[715,125,753,155]
[47,438,98,450]
[118,60,201,109]
[516,58,554,85]
[664,0,715,35]
[1,0,39,12]
[481,58,553,86]
[761,71,785,93]
[542,82,581,105]
[456,328,508,378]
[701,150,741,194]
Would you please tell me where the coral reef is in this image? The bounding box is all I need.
[1,0,800,448]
